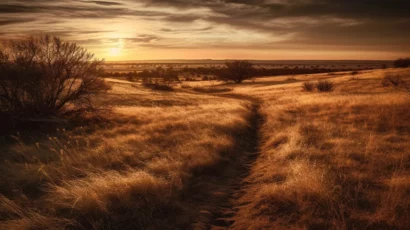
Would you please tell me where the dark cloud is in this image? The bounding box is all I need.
[126,34,159,43]
[160,26,213,33]
[87,1,123,6]
[1,0,409,58]
[0,18,35,26]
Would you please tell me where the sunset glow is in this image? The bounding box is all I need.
[1,0,410,60]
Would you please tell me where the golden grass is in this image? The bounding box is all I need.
[0,81,251,229]
[1,67,409,229]
[231,68,410,229]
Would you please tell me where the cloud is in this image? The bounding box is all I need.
[87,1,123,6]
[1,0,409,59]
[0,18,35,26]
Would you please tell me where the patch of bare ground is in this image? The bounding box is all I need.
[182,101,262,230]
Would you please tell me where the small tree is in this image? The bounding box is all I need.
[393,58,410,68]
[219,60,254,83]
[0,35,109,119]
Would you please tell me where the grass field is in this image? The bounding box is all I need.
[1,68,409,229]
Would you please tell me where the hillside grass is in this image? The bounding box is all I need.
[1,67,409,229]
[0,81,252,229]
[231,68,410,229]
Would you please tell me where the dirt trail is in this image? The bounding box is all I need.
[185,98,263,230]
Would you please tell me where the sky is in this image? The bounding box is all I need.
[1,0,410,61]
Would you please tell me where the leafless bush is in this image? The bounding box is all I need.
[302,82,315,91]
[143,82,174,91]
[0,35,110,120]
[383,73,403,87]
[316,80,334,92]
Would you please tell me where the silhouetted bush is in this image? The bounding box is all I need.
[393,58,410,68]
[193,87,232,93]
[218,60,254,83]
[302,82,315,91]
[383,73,403,86]
[143,82,174,91]
[0,35,109,120]
[316,80,334,92]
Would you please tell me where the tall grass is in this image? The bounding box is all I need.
[0,82,251,229]
[231,68,410,229]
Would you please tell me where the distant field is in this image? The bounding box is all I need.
[103,60,392,73]
[1,67,409,229]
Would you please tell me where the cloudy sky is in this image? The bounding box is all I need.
[1,0,410,61]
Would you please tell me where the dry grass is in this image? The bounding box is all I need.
[1,68,409,229]
[0,81,251,229]
[231,68,410,229]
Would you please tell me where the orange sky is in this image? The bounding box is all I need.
[1,0,410,61]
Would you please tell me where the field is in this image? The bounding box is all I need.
[104,60,392,72]
[1,67,409,229]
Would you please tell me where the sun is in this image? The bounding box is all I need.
[109,47,121,56]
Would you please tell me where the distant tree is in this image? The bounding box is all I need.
[219,60,254,83]
[163,67,179,85]
[0,35,110,119]
[393,58,410,68]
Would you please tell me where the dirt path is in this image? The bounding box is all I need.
[184,99,263,230]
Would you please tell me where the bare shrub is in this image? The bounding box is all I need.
[383,73,403,86]
[218,60,254,84]
[302,82,315,91]
[143,82,174,91]
[316,80,334,92]
[0,35,109,119]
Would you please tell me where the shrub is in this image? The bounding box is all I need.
[393,58,410,68]
[0,35,109,119]
[143,82,174,91]
[383,73,403,86]
[126,75,135,82]
[193,87,232,93]
[316,80,334,92]
[218,60,254,84]
[302,82,315,91]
